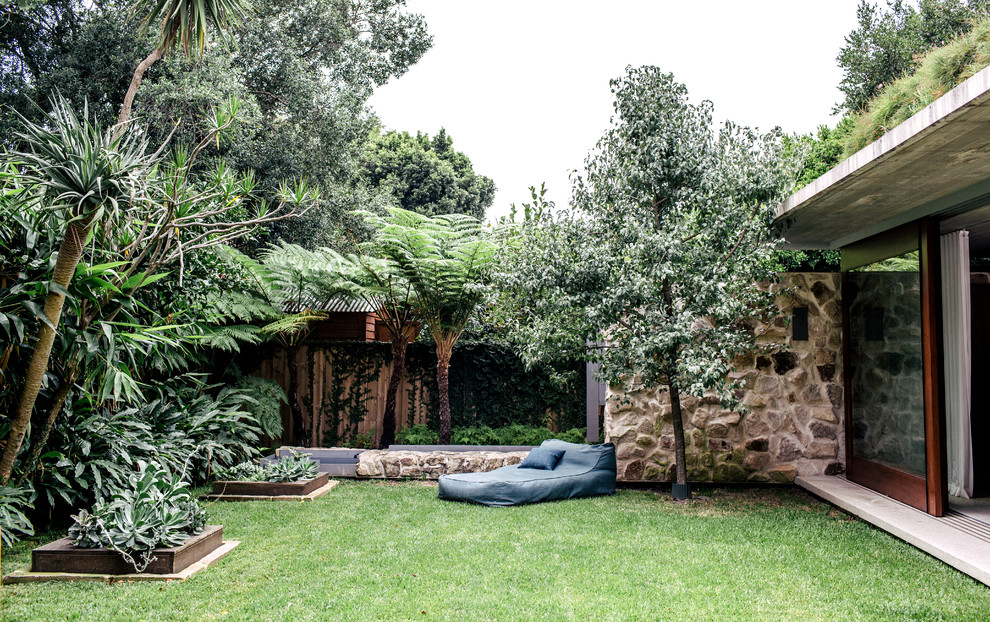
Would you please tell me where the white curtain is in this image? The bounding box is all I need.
[941,229,974,498]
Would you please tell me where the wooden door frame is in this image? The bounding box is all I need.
[841,218,948,516]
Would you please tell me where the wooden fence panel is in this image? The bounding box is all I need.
[255,345,431,448]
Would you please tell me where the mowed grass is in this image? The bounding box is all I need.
[2,481,989,621]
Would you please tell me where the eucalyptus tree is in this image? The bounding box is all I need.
[491,67,794,498]
[358,207,495,444]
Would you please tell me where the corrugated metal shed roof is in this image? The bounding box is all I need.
[283,297,375,314]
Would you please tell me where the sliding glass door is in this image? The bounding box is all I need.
[842,220,946,515]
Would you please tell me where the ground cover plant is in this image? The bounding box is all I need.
[2,481,989,621]
[216,453,320,483]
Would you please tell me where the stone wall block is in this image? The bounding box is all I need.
[706,422,729,438]
[602,273,844,483]
[807,440,838,459]
[768,465,798,483]
[624,460,644,480]
[810,421,837,439]
[811,407,839,424]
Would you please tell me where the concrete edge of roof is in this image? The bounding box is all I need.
[774,64,990,223]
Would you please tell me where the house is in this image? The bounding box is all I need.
[604,63,990,584]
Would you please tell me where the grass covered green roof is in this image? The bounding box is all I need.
[844,16,990,157]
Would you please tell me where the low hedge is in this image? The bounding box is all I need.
[395,424,587,446]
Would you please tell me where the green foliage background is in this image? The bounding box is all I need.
[254,340,587,447]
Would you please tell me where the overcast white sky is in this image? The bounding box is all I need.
[368,0,865,222]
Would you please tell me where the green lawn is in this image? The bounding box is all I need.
[2,481,988,621]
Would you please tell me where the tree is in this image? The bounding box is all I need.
[0,97,318,483]
[117,0,251,127]
[835,0,990,114]
[358,207,495,444]
[0,98,153,484]
[324,251,419,449]
[215,242,347,446]
[490,67,794,498]
[360,129,495,221]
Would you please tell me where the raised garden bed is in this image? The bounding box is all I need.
[4,525,238,584]
[204,472,335,501]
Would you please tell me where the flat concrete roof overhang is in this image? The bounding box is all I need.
[775,65,990,249]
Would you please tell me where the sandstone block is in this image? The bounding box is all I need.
[707,422,729,438]
[713,463,747,482]
[807,440,838,459]
[745,437,769,452]
[810,421,837,440]
[776,437,802,462]
[743,452,770,471]
[811,407,838,424]
[624,460,644,480]
[768,465,798,483]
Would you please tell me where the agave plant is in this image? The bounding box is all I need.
[67,463,207,573]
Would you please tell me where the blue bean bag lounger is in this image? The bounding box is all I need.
[437,439,616,506]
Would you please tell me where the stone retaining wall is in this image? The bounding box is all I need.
[356,450,529,479]
[605,273,844,484]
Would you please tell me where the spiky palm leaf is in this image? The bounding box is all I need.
[133,0,252,57]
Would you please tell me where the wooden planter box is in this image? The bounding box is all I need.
[210,471,330,497]
[31,525,224,576]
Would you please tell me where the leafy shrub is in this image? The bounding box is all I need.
[216,452,319,483]
[394,424,439,445]
[232,376,287,439]
[0,484,36,546]
[39,375,263,511]
[67,464,207,572]
[451,426,496,445]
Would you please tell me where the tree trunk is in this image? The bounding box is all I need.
[437,344,452,444]
[0,222,89,484]
[21,358,79,481]
[668,381,691,497]
[379,334,409,449]
[286,344,306,446]
[117,47,162,131]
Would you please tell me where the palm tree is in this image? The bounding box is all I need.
[0,98,153,483]
[118,0,252,127]
[217,243,349,446]
[357,208,495,444]
[331,252,419,449]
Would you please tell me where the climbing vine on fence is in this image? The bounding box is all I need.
[300,342,390,447]
[402,341,586,433]
[251,340,586,448]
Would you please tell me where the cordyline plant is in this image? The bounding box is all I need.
[118,0,252,128]
[490,66,796,498]
[357,207,495,444]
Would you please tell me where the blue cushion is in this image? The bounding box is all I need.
[518,447,564,470]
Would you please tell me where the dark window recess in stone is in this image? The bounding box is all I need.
[866,306,884,341]
[772,351,798,374]
[792,307,809,341]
